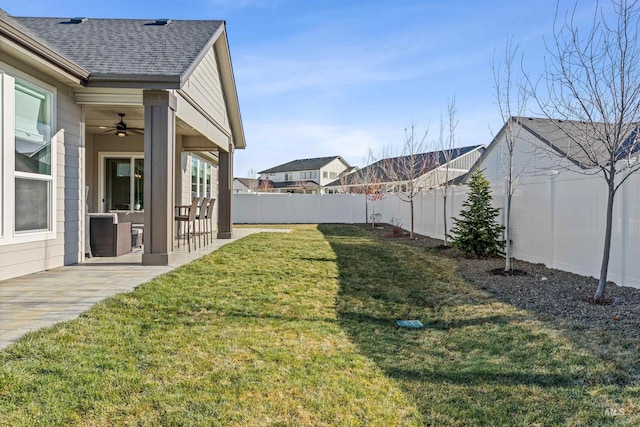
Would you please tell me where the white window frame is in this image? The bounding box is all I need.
[97,152,144,212]
[300,170,318,180]
[0,69,57,245]
[190,154,213,199]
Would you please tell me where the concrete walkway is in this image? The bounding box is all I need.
[0,228,287,350]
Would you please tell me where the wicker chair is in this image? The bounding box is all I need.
[175,197,199,252]
[89,213,132,257]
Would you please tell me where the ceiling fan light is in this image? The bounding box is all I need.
[116,130,127,138]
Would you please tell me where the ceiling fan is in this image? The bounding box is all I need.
[100,113,143,138]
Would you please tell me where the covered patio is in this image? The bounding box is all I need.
[6,14,246,268]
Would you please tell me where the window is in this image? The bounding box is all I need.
[330,172,337,179]
[284,172,292,181]
[323,171,328,179]
[191,155,214,199]
[1,71,56,242]
[300,171,318,180]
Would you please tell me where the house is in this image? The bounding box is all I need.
[258,156,352,194]
[233,177,259,193]
[328,145,485,193]
[0,9,245,281]
[468,116,640,287]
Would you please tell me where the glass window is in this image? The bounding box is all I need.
[190,155,214,199]
[191,158,198,199]
[105,158,131,210]
[12,78,55,235]
[15,82,51,175]
[134,159,144,210]
[103,156,144,211]
[206,165,212,198]
[15,178,49,232]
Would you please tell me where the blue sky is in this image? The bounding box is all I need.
[3,0,598,176]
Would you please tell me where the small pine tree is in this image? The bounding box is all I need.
[449,168,505,257]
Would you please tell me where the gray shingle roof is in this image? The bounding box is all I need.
[330,145,483,187]
[259,156,349,174]
[234,177,258,188]
[517,116,639,168]
[11,15,223,77]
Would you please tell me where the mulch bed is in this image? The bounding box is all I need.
[359,224,640,341]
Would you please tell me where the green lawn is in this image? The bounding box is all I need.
[0,224,638,426]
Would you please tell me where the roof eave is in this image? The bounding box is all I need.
[0,19,89,83]
[85,73,182,89]
[213,26,246,150]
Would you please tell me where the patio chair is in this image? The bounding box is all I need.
[89,213,132,257]
[194,197,208,249]
[204,198,216,245]
[175,197,199,252]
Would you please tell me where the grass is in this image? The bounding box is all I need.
[0,224,638,425]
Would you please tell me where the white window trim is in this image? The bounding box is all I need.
[190,153,214,199]
[97,152,144,213]
[0,69,57,246]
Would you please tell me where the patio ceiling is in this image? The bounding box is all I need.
[84,104,210,138]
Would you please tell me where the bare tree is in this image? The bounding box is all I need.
[380,123,434,238]
[340,148,386,225]
[533,0,640,299]
[247,168,259,192]
[436,97,458,246]
[257,179,274,192]
[492,37,530,272]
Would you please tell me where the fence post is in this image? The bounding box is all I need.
[548,174,556,268]
[620,178,629,287]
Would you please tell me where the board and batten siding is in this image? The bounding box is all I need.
[182,46,231,136]
[319,158,349,186]
[0,66,83,282]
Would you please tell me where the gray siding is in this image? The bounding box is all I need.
[183,46,231,134]
[0,65,83,281]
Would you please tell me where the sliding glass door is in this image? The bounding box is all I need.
[102,155,144,211]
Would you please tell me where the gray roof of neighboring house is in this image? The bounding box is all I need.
[271,180,320,189]
[259,156,350,174]
[10,15,223,78]
[516,116,639,168]
[329,145,484,187]
[234,177,258,188]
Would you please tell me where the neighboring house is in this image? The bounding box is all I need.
[466,116,640,284]
[0,9,245,281]
[328,145,485,193]
[233,177,259,193]
[470,116,640,185]
[258,156,352,194]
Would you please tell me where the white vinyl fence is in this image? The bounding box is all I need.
[234,172,640,289]
[234,193,366,224]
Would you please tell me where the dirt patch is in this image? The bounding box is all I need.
[487,268,530,277]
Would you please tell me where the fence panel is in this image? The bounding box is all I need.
[233,173,639,289]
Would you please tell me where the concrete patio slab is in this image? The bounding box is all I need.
[0,228,288,351]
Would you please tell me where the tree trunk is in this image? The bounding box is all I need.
[594,181,616,300]
[505,192,512,272]
[410,198,414,238]
[371,200,376,227]
[365,196,370,226]
[443,192,448,246]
